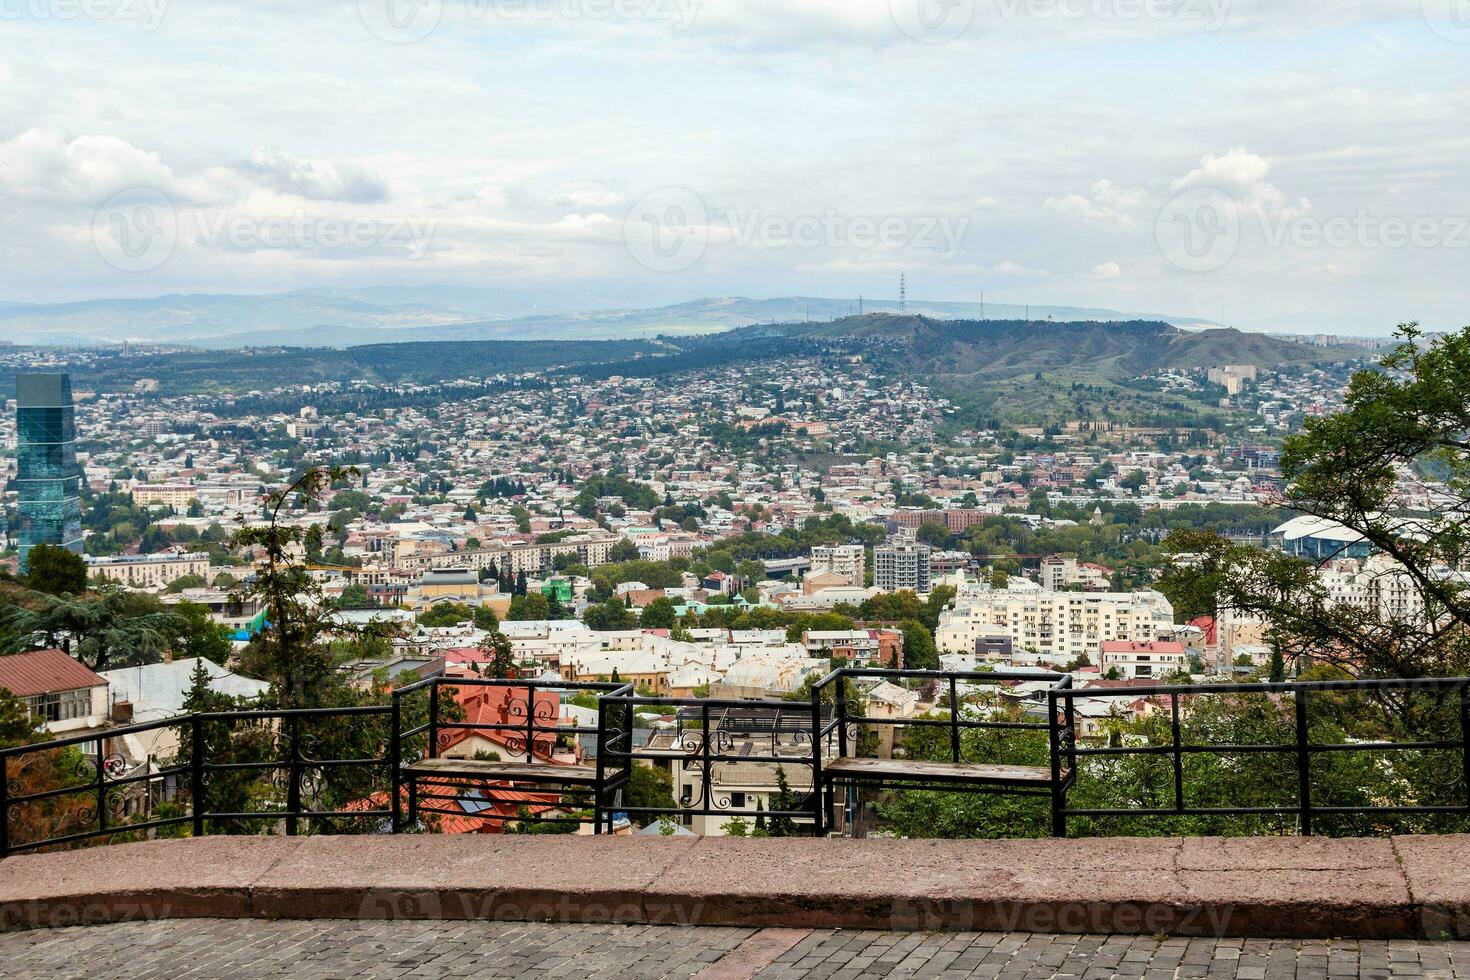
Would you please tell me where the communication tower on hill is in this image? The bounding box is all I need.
[899,274,907,313]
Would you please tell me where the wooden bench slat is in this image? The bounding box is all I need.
[404,758,600,784]
[824,757,1057,786]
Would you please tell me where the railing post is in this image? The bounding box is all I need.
[1295,687,1312,836]
[1170,692,1184,815]
[390,693,402,834]
[700,702,712,832]
[948,676,961,764]
[95,740,107,837]
[1047,689,1065,838]
[810,682,824,836]
[526,683,536,762]
[593,695,607,835]
[428,681,440,760]
[1,754,9,858]
[835,674,849,759]
[285,714,301,836]
[1461,685,1470,813]
[191,714,205,838]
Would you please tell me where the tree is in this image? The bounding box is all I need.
[1268,642,1287,683]
[23,543,86,595]
[478,630,517,679]
[638,597,678,630]
[1161,326,1470,683]
[2,588,183,671]
[585,598,636,632]
[417,602,474,627]
[507,592,550,621]
[472,605,500,632]
[627,763,676,813]
[915,521,951,548]
[899,619,938,671]
[768,766,798,837]
[0,686,39,749]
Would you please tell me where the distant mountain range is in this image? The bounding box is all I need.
[0,287,1230,348]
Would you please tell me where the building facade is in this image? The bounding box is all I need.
[17,374,83,570]
[808,544,865,587]
[86,551,211,589]
[873,541,931,592]
[936,590,1175,662]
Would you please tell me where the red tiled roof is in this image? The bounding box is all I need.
[0,649,107,698]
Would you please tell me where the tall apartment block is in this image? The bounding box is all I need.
[809,544,866,586]
[874,541,931,593]
[17,374,83,571]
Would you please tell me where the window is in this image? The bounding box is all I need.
[730,792,746,808]
[25,688,93,723]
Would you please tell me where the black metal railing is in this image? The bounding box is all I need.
[0,704,394,856]
[594,692,834,835]
[4,672,1469,855]
[389,675,633,834]
[812,667,1076,834]
[1051,676,1470,836]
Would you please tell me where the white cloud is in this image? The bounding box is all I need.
[1087,261,1122,279]
[1171,148,1310,217]
[0,129,175,206]
[1044,179,1147,226]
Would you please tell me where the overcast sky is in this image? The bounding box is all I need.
[1,0,1467,334]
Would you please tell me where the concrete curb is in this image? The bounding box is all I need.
[2,834,1467,938]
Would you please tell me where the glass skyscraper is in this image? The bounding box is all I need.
[17,373,83,571]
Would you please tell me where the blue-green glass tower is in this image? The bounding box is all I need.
[17,373,83,571]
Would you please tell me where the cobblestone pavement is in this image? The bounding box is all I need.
[3,919,1470,979]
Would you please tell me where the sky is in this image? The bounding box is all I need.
[1,0,1467,335]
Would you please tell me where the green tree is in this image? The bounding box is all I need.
[23,543,87,595]
[638,597,678,629]
[507,592,550,621]
[899,619,938,670]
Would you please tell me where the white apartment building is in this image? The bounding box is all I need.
[86,551,211,589]
[407,531,618,576]
[874,541,931,592]
[809,544,865,587]
[936,589,1175,662]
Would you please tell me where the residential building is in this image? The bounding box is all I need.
[1099,640,1190,679]
[873,541,931,592]
[808,545,865,587]
[86,551,211,589]
[0,648,109,735]
[935,590,1175,662]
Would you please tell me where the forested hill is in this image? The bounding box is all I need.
[747,315,1353,382]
